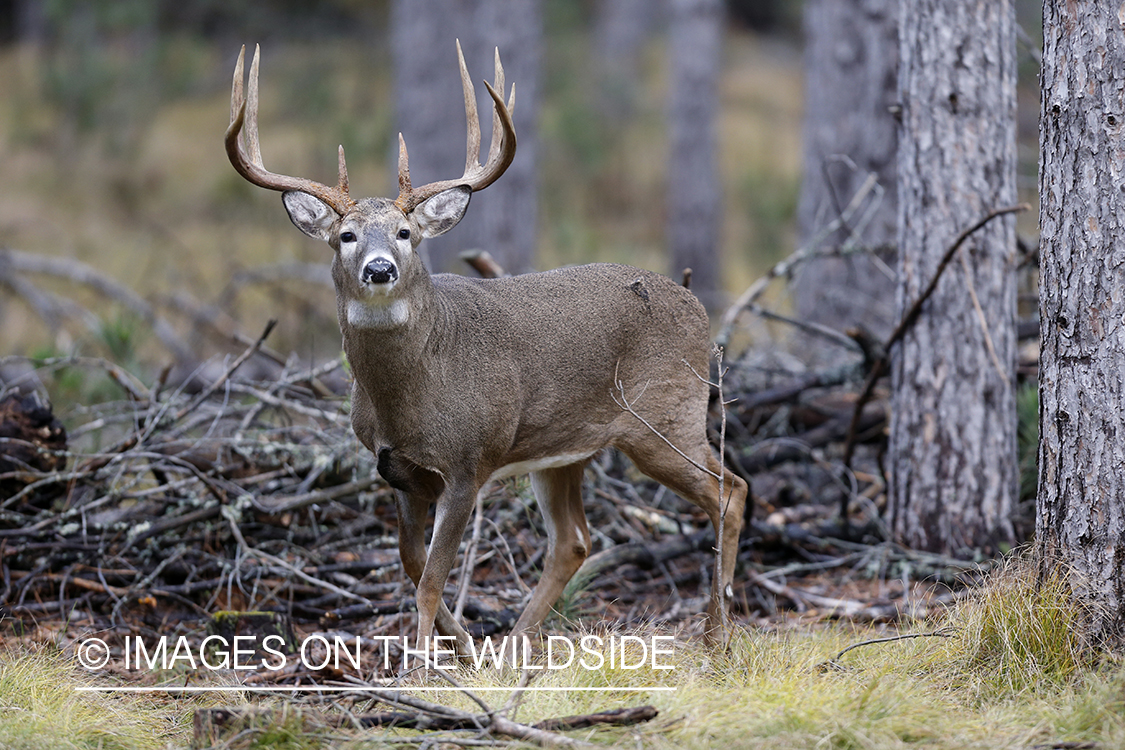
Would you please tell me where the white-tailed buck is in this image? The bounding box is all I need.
[226,43,747,657]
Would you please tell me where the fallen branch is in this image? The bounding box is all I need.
[715,173,881,349]
[0,247,195,362]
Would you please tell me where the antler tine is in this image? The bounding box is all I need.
[397,133,412,196]
[246,45,264,167]
[225,45,355,215]
[337,145,349,195]
[395,43,517,213]
[485,47,506,168]
[457,39,482,175]
[230,45,245,131]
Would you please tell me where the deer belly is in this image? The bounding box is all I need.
[487,452,594,482]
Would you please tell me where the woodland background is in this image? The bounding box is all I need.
[2,2,1120,749]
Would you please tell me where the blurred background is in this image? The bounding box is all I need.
[0,0,1040,385]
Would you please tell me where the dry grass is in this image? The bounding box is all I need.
[0,644,207,750]
[4,559,1123,749]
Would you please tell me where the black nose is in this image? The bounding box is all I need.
[363,258,398,284]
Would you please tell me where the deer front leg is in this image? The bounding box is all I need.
[394,489,474,658]
[508,463,590,647]
[413,482,477,663]
[379,448,473,658]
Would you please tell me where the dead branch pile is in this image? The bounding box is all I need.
[0,331,976,653]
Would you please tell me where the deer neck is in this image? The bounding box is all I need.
[339,271,440,386]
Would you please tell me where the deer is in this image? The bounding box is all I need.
[225,42,748,661]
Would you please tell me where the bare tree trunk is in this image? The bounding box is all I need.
[391,0,467,273]
[456,0,541,275]
[888,0,1018,556]
[595,0,660,122]
[392,0,540,274]
[1036,0,1125,647]
[791,0,898,341]
[15,0,47,46]
[667,0,723,310]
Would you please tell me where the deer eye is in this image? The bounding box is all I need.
[340,231,357,243]
[397,228,411,241]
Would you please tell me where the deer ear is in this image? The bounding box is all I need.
[414,186,471,238]
[283,191,339,241]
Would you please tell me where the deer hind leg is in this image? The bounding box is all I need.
[509,462,591,642]
[622,440,747,647]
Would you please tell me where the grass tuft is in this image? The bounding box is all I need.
[931,556,1088,695]
[0,644,191,750]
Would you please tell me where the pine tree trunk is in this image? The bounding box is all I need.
[392,0,540,274]
[888,0,1018,556]
[391,0,468,273]
[791,0,898,341]
[595,0,659,122]
[667,0,723,310]
[1036,0,1125,647]
[455,0,541,275]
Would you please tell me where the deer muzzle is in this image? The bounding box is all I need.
[362,257,399,286]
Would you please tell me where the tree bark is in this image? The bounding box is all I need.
[888,0,1018,556]
[1036,0,1125,647]
[791,0,898,342]
[392,0,540,275]
[667,0,723,310]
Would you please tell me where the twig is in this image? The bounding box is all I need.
[959,251,1009,385]
[453,486,487,621]
[253,476,382,514]
[715,173,880,348]
[820,628,956,671]
[174,320,276,420]
[746,303,863,353]
[610,363,720,481]
[459,249,506,278]
[221,507,372,606]
[841,203,1029,474]
[884,204,1028,353]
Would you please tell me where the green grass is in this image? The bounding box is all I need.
[7,559,1124,749]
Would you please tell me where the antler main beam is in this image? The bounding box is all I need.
[226,45,356,215]
[394,40,517,214]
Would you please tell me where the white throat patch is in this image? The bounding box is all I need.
[346,298,410,329]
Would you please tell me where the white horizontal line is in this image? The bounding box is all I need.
[75,685,676,693]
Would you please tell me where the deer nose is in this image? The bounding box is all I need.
[362,258,398,285]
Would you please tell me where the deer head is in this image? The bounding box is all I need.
[226,42,516,327]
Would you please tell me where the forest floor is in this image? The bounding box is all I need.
[0,333,1104,750]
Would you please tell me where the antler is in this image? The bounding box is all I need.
[226,45,356,215]
[394,40,517,214]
